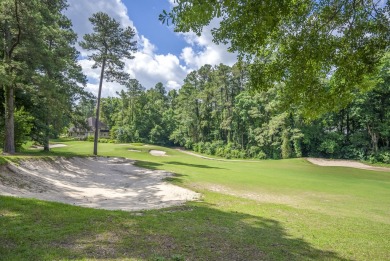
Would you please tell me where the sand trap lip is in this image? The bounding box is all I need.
[149,150,167,156]
[0,157,199,211]
[307,158,390,172]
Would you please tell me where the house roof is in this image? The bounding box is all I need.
[69,117,109,132]
[87,117,108,130]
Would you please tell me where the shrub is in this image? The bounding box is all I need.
[230,149,241,158]
[215,147,225,157]
[379,151,390,164]
[238,150,247,159]
[293,139,302,158]
[281,130,291,159]
[184,139,193,149]
[197,142,206,153]
[257,151,267,159]
[204,142,213,155]
[248,146,260,158]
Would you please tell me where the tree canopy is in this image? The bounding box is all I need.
[161,0,390,117]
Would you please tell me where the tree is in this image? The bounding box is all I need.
[1,0,84,153]
[30,0,87,151]
[80,12,137,155]
[161,1,390,117]
[0,0,37,153]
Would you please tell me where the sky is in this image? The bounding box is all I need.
[64,0,237,97]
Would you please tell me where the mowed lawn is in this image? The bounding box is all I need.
[1,141,389,260]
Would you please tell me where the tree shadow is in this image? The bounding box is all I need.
[134,160,164,170]
[165,161,225,169]
[17,149,89,157]
[0,197,351,261]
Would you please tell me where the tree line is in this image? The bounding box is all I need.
[97,56,390,163]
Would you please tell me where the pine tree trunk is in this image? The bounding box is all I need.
[93,56,107,155]
[4,84,15,154]
[43,124,50,151]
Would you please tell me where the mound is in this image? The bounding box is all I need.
[0,157,199,211]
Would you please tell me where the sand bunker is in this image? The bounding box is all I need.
[0,157,199,211]
[31,143,68,149]
[149,150,167,156]
[307,158,390,172]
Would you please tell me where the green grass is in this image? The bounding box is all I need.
[1,141,390,260]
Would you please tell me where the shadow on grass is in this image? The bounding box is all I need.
[165,161,225,169]
[17,148,89,157]
[0,196,350,261]
[134,160,164,170]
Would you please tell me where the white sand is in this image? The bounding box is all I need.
[149,150,167,156]
[0,157,199,211]
[31,143,68,149]
[307,158,390,172]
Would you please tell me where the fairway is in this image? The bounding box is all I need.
[1,141,390,260]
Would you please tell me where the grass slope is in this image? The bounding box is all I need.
[0,141,389,260]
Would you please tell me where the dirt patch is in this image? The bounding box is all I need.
[149,150,167,156]
[0,157,199,211]
[307,158,390,172]
[128,149,141,152]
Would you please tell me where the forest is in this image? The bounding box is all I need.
[1,0,389,163]
[95,57,390,162]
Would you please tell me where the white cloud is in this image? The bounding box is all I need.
[65,0,237,98]
[126,38,190,89]
[179,18,237,69]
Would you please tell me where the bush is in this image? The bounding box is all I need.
[293,139,302,158]
[193,142,204,153]
[211,140,225,156]
[204,142,213,155]
[378,151,390,164]
[230,149,241,158]
[98,138,113,143]
[215,147,225,157]
[257,151,267,159]
[238,150,247,159]
[184,139,193,149]
[248,146,260,158]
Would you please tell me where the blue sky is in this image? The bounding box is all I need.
[123,0,187,55]
[65,0,237,97]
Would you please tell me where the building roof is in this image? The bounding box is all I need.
[87,117,108,130]
[69,117,109,133]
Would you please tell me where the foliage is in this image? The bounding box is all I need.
[99,54,390,162]
[0,0,89,153]
[161,0,390,118]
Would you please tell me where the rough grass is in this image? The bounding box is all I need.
[0,141,389,260]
